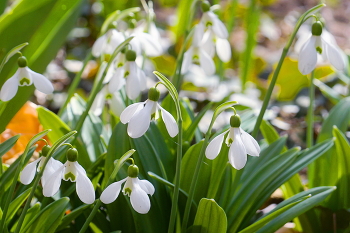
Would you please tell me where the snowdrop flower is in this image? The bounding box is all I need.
[205,114,260,170]
[43,148,95,204]
[91,84,125,116]
[200,1,228,40]
[20,145,62,187]
[1,56,54,102]
[109,50,146,100]
[298,21,345,75]
[92,29,124,58]
[120,87,178,138]
[100,164,155,214]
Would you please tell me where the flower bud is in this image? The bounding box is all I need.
[312,21,323,36]
[148,87,160,101]
[126,50,137,61]
[230,114,241,128]
[128,164,139,178]
[66,148,78,162]
[201,1,211,12]
[17,56,28,68]
[41,145,51,157]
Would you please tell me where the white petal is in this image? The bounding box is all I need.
[138,32,162,57]
[127,100,154,138]
[138,179,155,195]
[209,12,228,39]
[324,39,345,71]
[92,34,107,57]
[216,38,231,62]
[20,158,42,185]
[130,183,151,214]
[107,30,124,54]
[109,92,125,117]
[240,128,260,157]
[104,66,115,84]
[100,178,127,204]
[201,31,215,58]
[31,69,54,94]
[42,158,63,187]
[108,67,126,93]
[91,87,107,116]
[228,128,247,170]
[137,68,147,91]
[120,102,145,124]
[43,165,64,197]
[298,36,317,75]
[181,47,193,74]
[193,23,205,46]
[159,104,178,137]
[75,162,95,204]
[1,75,19,102]
[125,62,141,99]
[199,50,215,75]
[205,131,227,160]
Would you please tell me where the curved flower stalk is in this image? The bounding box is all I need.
[298,21,345,75]
[0,56,54,102]
[205,114,260,170]
[91,84,125,117]
[100,163,155,214]
[109,50,146,100]
[20,145,62,187]
[92,29,124,58]
[120,87,178,138]
[43,147,95,204]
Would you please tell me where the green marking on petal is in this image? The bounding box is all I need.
[316,46,322,54]
[206,21,213,27]
[64,172,76,181]
[106,93,113,99]
[19,77,31,86]
[124,187,132,196]
[124,71,130,78]
[117,62,124,67]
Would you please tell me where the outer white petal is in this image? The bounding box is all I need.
[1,75,19,102]
[75,162,95,204]
[104,66,115,84]
[42,158,63,187]
[240,128,260,157]
[31,69,54,94]
[100,178,127,204]
[199,50,215,75]
[109,67,126,93]
[109,92,125,117]
[137,32,162,57]
[137,68,147,91]
[216,38,231,62]
[323,39,345,71]
[205,130,227,160]
[202,31,215,58]
[91,87,107,116]
[107,30,124,54]
[208,12,228,39]
[298,36,317,75]
[130,183,151,214]
[138,179,155,195]
[158,104,178,137]
[120,102,145,124]
[43,165,65,197]
[228,128,247,170]
[193,23,205,46]
[125,62,141,99]
[92,35,107,57]
[127,100,154,138]
[20,157,42,185]
[181,47,193,74]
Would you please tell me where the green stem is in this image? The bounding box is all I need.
[168,119,183,233]
[58,50,92,117]
[307,71,315,148]
[79,200,101,233]
[251,3,326,138]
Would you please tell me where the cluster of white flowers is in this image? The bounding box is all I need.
[182,1,231,76]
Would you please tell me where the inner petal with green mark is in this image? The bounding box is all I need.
[64,172,76,181]
[19,77,31,86]
[124,71,130,78]
[124,187,132,196]
[316,46,322,54]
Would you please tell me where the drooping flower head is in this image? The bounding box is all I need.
[205,114,260,170]
[91,84,125,117]
[100,163,155,214]
[0,56,54,102]
[20,145,62,187]
[92,29,124,58]
[120,87,178,138]
[43,147,95,204]
[298,20,345,75]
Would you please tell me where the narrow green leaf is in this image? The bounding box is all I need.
[0,42,28,73]
[57,204,91,231]
[6,188,32,224]
[191,198,227,233]
[0,135,20,158]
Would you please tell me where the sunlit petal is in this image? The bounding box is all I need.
[240,128,260,157]
[126,62,141,99]
[208,12,228,39]
[323,39,345,71]
[110,92,125,117]
[43,165,65,197]
[193,23,205,46]
[92,34,107,57]
[298,36,317,75]
[228,128,247,170]
[182,47,194,74]
[20,157,42,185]
[42,158,63,187]
[130,183,151,214]
[199,50,215,75]
[216,38,231,62]
[159,104,178,137]
[100,178,127,204]
[127,101,154,138]
[108,67,126,93]
[75,162,95,204]
[205,130,227,160]
[138,179,155,195]
[120,102,145,124]
[0,76,19,102]
[31,69,54,94]
[91,87,107,116]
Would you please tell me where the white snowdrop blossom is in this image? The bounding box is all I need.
[109,50,146,100]
[120,87,178,138]
[205,114,260,170]
[92,29,124,57]
[43,148,95,204]
[91,84,125,117]
[20,145,62,187]
[1,56,54,102]
[100,164,155,214]
[200,1,228,40]
[298,21,345,75]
